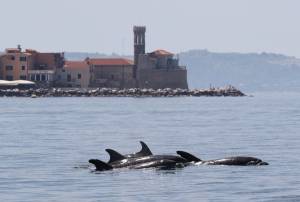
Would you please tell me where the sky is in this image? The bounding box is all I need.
[0,0,299,57]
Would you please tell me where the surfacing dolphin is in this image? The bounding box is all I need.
[176,151,269,166]
[101,141,153,165]
[89,149,191,171]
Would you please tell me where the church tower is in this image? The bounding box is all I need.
[133,26,146,79]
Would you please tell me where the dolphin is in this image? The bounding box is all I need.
[89,158,179,171]
[89,149,191,171]
[176,151,269,166]
[101,141,153,164]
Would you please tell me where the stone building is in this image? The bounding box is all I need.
[87,58,135,88]
[137,49,188,89]
[56,61,90,88]
[0,47,31,81]
[82,26,188,89]
[25,49,64,87]
[0,26,188,89]
[0,46,64,87]
[133,26,188,89]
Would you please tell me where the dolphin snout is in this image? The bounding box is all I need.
[258,161,269,165]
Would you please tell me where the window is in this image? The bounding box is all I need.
[30,75,35,81]
[78,73,81,79]
[6,75,13,81]
[20,56,27,61]
[11,56,15,60]
[21,66,26,70]
[41,75,46,81]
[20,75,27,80]
[167,58,172,66]
[67,74,71,82]
[6,65,13,71]
[36,74,40,81]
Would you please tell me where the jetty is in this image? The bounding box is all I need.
[0,86,245,97]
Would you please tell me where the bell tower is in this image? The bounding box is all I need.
[133,26,146,79]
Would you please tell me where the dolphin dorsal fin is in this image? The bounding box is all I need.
[177,151,201,162]
[106,149,126,163]
[88,159,113,171]
[136,141,153,156]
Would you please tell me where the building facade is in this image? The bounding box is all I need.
[0,26,188,89]
[133,26,188,89]
[56,61,90,88]
[133,26,146,79]
[0,47,31,81]
[0,46,64,87]
[88,58,135,88]
[28,70,55,86]
[137,50,188,89]
[26,49,64,87]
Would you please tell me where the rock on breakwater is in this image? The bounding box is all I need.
[0,86,245,97]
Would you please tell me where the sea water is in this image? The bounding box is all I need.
[0,92,300,201]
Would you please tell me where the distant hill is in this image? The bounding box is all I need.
[65,50,300,92]
[179,50,300,91]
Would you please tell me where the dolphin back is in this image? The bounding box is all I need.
[89,159,113,171]
[176,151,202,162]
[132,159,177,169]
[204,156,269,166]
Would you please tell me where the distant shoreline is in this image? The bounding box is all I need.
[0,86,245,97]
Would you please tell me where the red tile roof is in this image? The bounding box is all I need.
[87,58,133,66]
[64,61,89,69]
[150,49,174,56]
[25,49,38,53]
[5,48,21,53]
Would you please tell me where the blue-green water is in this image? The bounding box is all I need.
[1,92,300,201]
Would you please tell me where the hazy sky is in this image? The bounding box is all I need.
[1,0,299,57]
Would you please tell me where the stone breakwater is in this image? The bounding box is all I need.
[0,86,245,97]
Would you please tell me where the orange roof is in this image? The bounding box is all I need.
[150,49,173,56]
[64,61,89,69]
[87,58,133,66]
[25,49,38,53]
[5,48,21,53]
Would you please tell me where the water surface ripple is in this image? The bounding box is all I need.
[0,92,300,201]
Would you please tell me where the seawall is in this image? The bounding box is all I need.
[0,86,245,97]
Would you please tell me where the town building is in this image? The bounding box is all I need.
[56,61,90,88]
[0,46,31,81]
[0,26,188,89]
[133,26,188,89]
[0,46,64,87]
[87,58,135,88]
[24,49,64,87]
[72,26,188,89]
